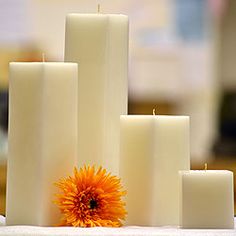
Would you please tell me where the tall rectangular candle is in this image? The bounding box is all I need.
[6,62,78,226]
[64,13,128,174]
[120,116,154,225]
[120,115,190,226]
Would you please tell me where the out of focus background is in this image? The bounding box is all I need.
[1,0,236,215]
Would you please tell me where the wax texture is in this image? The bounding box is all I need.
[180,170,234,229]
[120,115,190,226]
[120,116,155,226]
[6,62,78,226]
[65,14,128,175]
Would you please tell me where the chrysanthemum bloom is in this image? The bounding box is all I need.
[54,165,127,227]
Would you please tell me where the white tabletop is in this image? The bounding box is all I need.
[0,216,236,236]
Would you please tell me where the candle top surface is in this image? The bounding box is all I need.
[120,115,189,119]
[10,62,77,65]
[67,13,128,18]
[180,170,233,175]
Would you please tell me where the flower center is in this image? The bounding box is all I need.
[89,199,98,209]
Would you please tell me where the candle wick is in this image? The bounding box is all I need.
[153,109,156,116]
[42,53,45,63]
[97,4,101,13]
[204,163,208,171]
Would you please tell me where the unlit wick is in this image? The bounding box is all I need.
[42,53,45,62]
[97,4,101,13]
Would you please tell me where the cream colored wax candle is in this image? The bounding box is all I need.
[120,115,154,226]
[120,115,190,226]
[180,170,234,229]
[64,13,128,175]
[6,62,78,226]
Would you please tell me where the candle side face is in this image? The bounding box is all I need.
[180,170,234,229]
[65,14,109,62]
[39,63,78,225]
[7,63,43,225]
[103,15,128,173]
[120,116,155,226]
[152,116,190,226]
[65,14,128,174]
[65,14,108,169]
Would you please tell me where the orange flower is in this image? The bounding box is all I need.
[54,165,127,227]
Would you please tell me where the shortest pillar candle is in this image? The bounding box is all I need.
[179,170,234,229]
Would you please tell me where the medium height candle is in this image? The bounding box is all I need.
[6,62,78,226]
[120,115,190,226]
[64,13,128,175]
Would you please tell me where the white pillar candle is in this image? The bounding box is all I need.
[6,62,78,226]
[120,115,154,226]
[179,170,234,229]
[120,115,190,226]
[64,13,128,175]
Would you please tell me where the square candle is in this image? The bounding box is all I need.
[120,115,190,226]
[179,170,234,229]
[7,62,78,226]
[65,14,128,175]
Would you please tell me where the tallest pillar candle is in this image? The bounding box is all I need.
[64,13,128,174]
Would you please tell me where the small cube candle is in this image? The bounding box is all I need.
[179,170,234,229]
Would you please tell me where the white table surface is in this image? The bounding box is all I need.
[0,216,236,236]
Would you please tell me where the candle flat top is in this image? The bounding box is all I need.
[180,170,233,175]
[120,115,189,119]
[9,62,78,70]
[67,13,128,17]
[10,62,77,65]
